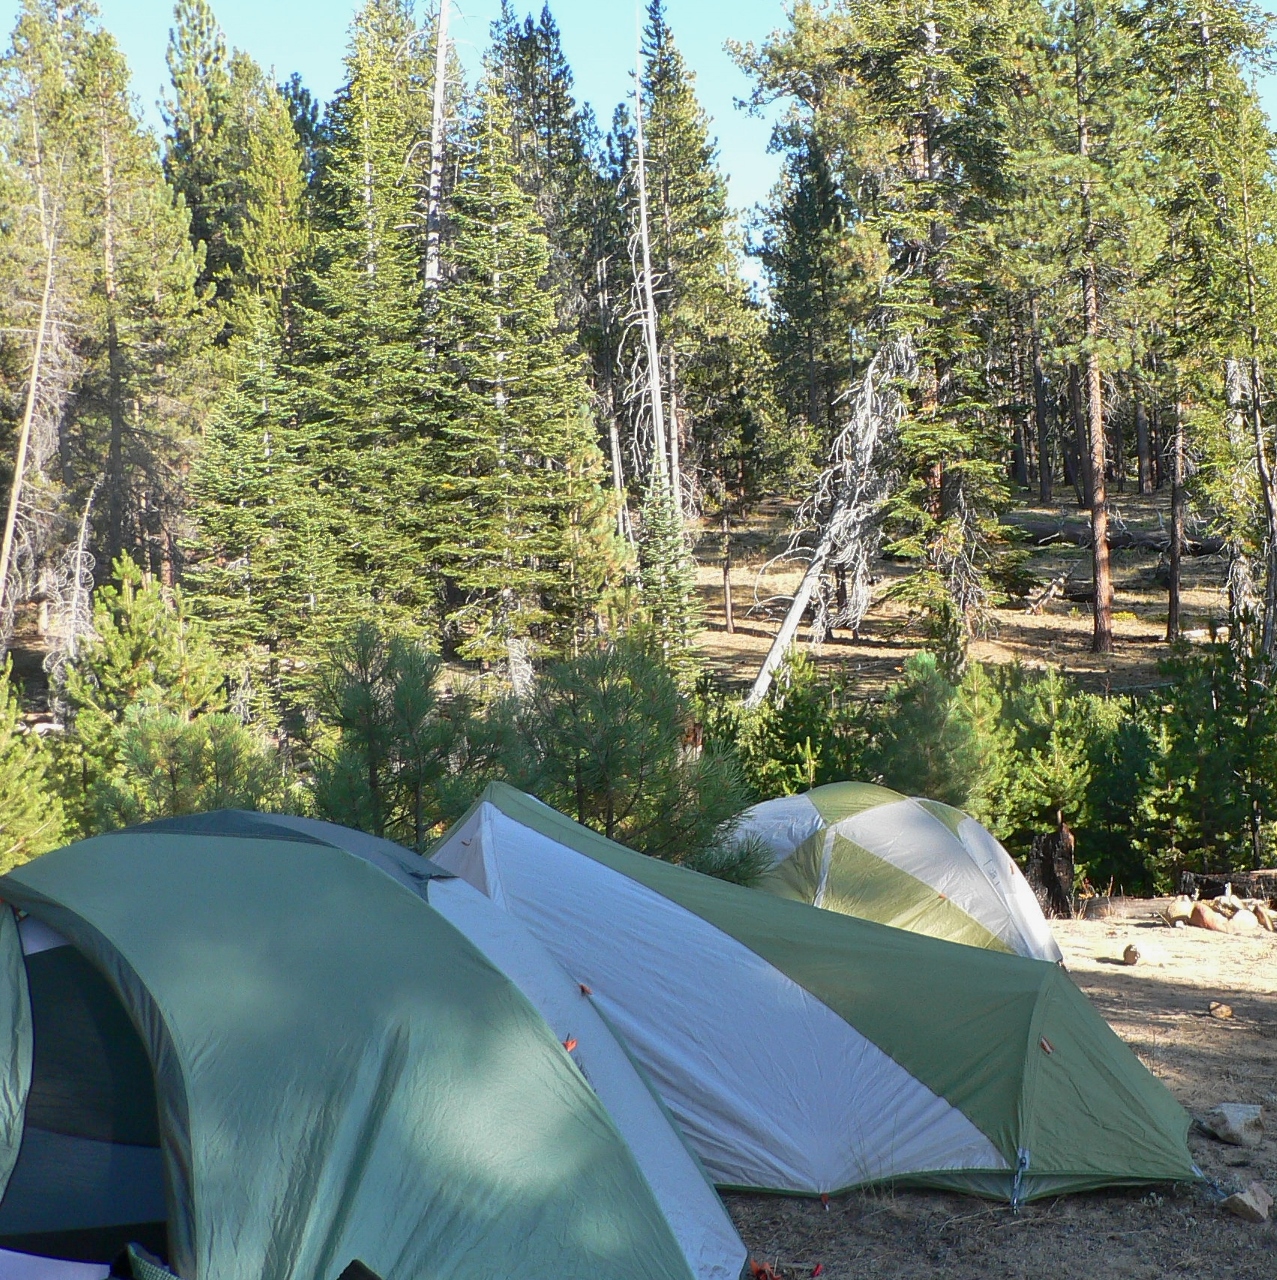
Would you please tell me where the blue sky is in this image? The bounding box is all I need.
[0,0,790,215]
[4,0,1277,223]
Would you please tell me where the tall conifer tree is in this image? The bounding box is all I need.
[430,76,619,660]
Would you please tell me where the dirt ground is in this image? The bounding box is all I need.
[697,492,1229,696]
[725,906,1277,1279]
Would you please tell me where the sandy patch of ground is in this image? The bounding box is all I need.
[725,910,1277,1279]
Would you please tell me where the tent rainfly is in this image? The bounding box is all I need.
[736,782,1063,961]
[0,813,745,1280]
[431,783,1197,1203]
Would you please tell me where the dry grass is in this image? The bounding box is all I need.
[695,492,1229,695]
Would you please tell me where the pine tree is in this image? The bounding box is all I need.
[0,656,64,867]
[55,554,231,835]
[0,0,83,639]
[1,3,216,592]
[631,0,775,517]
[163,0,307,334]
[185,293,332,723]
[73,22,215,573]
[1136,0,1277,655]
[744,0,1016,659]
[290,0,438,639]
[757,129,859,457]
[636,473,701,682]
[488,3,598,326]
[430,76,619,661]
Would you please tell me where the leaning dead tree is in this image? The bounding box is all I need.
[629,19,671,493]
[43,481,99,718]
[423,0,450,288]
[0,219,56,639]
[745,332,915,709]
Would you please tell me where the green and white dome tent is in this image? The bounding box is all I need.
[431,783,1195,1203]
[0,811,745,1280]
[737,782,1062,962]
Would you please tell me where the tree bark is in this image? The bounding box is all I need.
[1083,289,1114,653]
[1074,33,1114,654]
[721,511,734,635]
[1030,295,1053,504]
[1167,397,1185,641]
[1135,395,1153,494]
[1068,364,1091,508]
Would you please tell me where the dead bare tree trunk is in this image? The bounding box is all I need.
[0,224,56,622]
[423,0,450,288]
[745,335,913,709]
[632,30,670,487]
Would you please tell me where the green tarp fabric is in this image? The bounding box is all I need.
[471,785,1195,1199]
[0,831,697,1280]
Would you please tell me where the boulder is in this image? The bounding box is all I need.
[1191,901,1259,933]
[1201,1103,1264,1148]
[1221,1181,1272,1223]
[1191,901,1229,932]
[1230,908,1260,932]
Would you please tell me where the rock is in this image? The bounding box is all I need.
[1123,944,1141,965]
[1202,1103,1264,1148]
[1191,902,1260,934]
[1209,1001,1234,1020]
[1192,901,1229,931]
[1230,908,1260,932]
[1220,1181,1272,1223]
[1255,903,1276,931]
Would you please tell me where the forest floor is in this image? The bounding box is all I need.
[725,902,1277,1279]
[693,488,1229,695]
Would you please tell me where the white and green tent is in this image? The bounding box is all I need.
[432,784,1195,1203]
[737,782,1061,962]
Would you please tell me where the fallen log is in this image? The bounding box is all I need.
[1180,869,1277,904]
[1003,513,1225,555]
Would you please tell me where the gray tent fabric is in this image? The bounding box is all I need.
[0,828,704,1280]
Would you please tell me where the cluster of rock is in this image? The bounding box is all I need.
[1162,890,1276,934]
[1198,1104,1271,1223]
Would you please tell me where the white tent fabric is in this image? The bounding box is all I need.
[843,800,1059,959]
[739,789,1062,962]
[430,797,1006,1194]
[260,813,747,1280]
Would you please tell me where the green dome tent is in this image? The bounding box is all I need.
[431,783,1196,1203]
[0,814,744,1280]
[736,782,1062,961]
